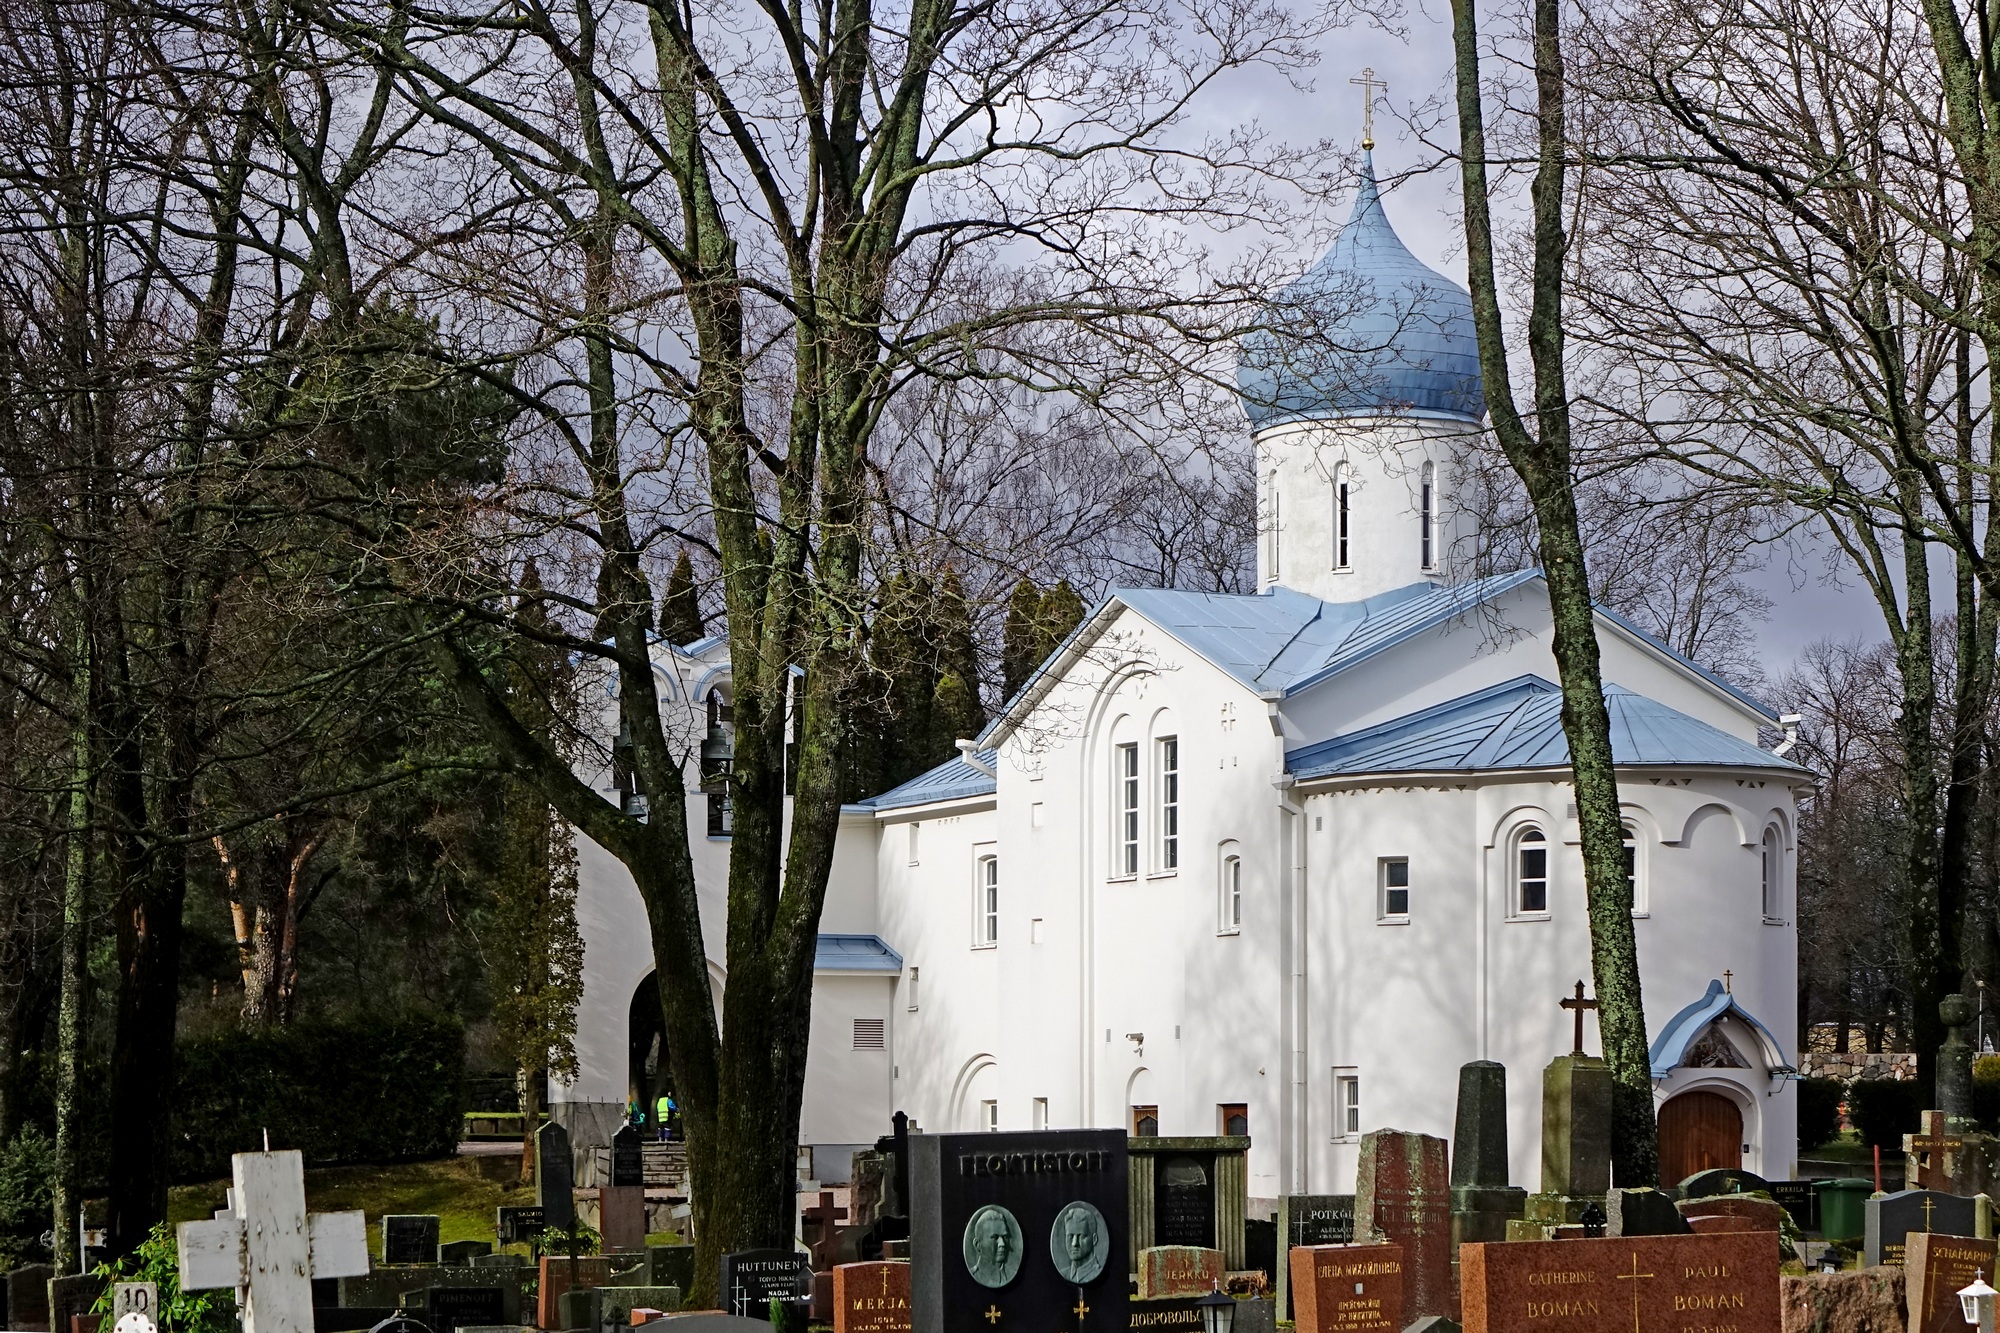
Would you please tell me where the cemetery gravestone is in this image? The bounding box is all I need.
[1677,1168,1771,1201]
[535,1257,615,1329]
[423,1288,504,1333]
[1450,1063,1526,1255]
[1459,1231,1780,1333]
[1766,1181,1818,1232]
[49,1272,104,1333]
[537,1123,576,1233]
[908,1129,1127,1333]
[496,1209,545,1247]
[1155,1158,1215,1249]
[1127,1137,1249,1269]
[1603,1189,1688,1238]
[440,1243,492,1265]
[611,1127,644,1189]
[646,1248,695,1296]
[9,1265,53,1333]
[830,1262,909,1333]
[717,1250,806,1321]
[1135,1247,1224,1299]
[1275,1196,1353,1321]
[384,1217,442,1266]
[1865,1189,1981,1268]
[1287,1243,1404,1333]
[1908,1233,2000,1333]
[1353,1130,1452,1322]
[176,1150,370,1333]
[595,1286,682,1326]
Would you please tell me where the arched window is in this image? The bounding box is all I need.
[1219,851,1243,933]
[1516,826,1549,915]
[1761,826,1783,920]
[977,854,999,946]
[1420,461,1436,570]
[1333,464,1352,570]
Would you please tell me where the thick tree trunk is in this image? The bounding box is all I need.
[1452,0,1657,1182]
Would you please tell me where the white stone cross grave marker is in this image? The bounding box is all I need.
[176,1150,368,1333]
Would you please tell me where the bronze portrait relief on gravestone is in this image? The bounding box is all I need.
[1048,1201,1110,1283]
[962,1205,1024,1287]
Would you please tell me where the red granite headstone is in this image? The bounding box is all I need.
[1908,1233,2000,1333]
[1354,1130,1452,1319]
[536,1256,614,1329]
[1460,1231,1780,1333]
[1287,1243,1405,1333]
[598,1184,647,1253]
[1136,1247,1226,1299]
[831,1262,911,1333]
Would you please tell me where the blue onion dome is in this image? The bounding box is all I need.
[1238,154,1485,429]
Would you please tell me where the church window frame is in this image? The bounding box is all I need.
[1419,461,1437,571]
[1332,1068,1361,1141]
[974,850,999,948]
[981,1099,999,1132]
[1333,463,1352,571]
[1378,857,1411,922]
[1761,824,1785,922]
[1513,826,1550,917]
[1115,741,1140,877]
[1218,842,1243,935]
[1157,735,1180,872]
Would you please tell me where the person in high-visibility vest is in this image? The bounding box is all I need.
[656,1094,672,1141]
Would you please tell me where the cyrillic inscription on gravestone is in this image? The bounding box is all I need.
[831,1262,909,1333]
[1459,1232,1780,1333]
[1276,1196,1355,1323]
[1154,1157,1215,1249]
[1288,1243,1404,1333]
[422,1286,503,1333]
[611,1126,645,1189]
[1354,1131,1452,1321]
[1908,1233,2000,1333]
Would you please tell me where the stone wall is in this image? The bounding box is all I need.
[1799,1052,1916,1083]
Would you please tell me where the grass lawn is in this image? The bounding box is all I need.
[167,1154,539,1257]
[1802,1130,1879,1164]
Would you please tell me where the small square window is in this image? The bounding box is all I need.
[1380,859,1410,920]
[1131,1105,1159,1137]
[1219,1103,1249,1137]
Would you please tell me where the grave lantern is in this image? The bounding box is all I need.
[1195,1284,1235,1333]
[1959,1268,1997,1331]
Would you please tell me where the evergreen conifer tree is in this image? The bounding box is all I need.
[1037,580,1086,661]
[658,550,705,646]
[1001,579,1046,699]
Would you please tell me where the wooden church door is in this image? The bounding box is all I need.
[1657,1090,1743,1187]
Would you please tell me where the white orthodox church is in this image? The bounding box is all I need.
[558,155,1808,1205]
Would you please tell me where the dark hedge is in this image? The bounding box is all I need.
[169,1014,465,1180]
[1797,1077,1846,1150]
[1844,1077,1921,1150]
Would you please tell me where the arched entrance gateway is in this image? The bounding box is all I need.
[1657,1090,1744,1186]
[628,973,678,1138]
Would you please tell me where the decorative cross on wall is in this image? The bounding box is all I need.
[177,1150,368,1333]
[1561,981,1600,1057]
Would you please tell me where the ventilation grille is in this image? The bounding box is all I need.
[852,1018,886,1050]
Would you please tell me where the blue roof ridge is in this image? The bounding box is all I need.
[1648,979,1794,1077]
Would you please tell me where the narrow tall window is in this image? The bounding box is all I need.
[1517,827,1549,914]
[1334,466,1351,569]
[1117,742,1139,875]
[1033,1098,1049,1130]
[977,855,999,946]
[982,1100,999,1132]
[1221,854,1243,932]
[1623,824,1641,912]
[1380,858,1410,920]
[1420,461,1436,570]
[1271,486,1282,579]
[906,966,920,1012]
[1219,1103,1249,1137]
[1762,827,1782,919]
[1158,736,1180,870]
[1334,1072,1361,1138]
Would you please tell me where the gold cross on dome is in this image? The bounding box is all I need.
[1349,67,1388,150]
[984,1307,1003,1326]
[1073,1296,1090,1320]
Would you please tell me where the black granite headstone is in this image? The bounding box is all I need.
[1864,1188,1980,1267]
[909,1129,1127,1333]
[439,1241,492,1265]
[497,1206,546,1244]
[384,1216,442,1265]
[424,1287,504,1333]
[1154,1155,1215,1248]
[1606,1187,1691,1237]
[1768,1181,1818,1233]
[612,1126,645,1189]
[537,1122,576,1232]
[1279,1194,1354,1248]
[717,1249,806,1321]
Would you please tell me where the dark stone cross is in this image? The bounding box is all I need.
[801,1190,847,1268]
[1561,980,1599,1057]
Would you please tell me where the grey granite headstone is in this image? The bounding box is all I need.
[9,1264,54,1333]
[1865,1188,1979,1267]
[1274,1195,1352,1322]
[1606,1187,1692,1237]
[384,1216,442,1265]
[716,1250,806,1320]
[538,1121,576,1232]
[48,1272,104,1333]
[1450,1060,1526,1250]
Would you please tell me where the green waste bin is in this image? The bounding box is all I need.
[1817,1177,1872,1242]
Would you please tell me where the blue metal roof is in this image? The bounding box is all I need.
[1238,153,1485,429]
[1112,571,1536,697]
[1287,674,1808,780]
[1649,979,1794,1078]
[852,751,998,812]
[813,933,904,973]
